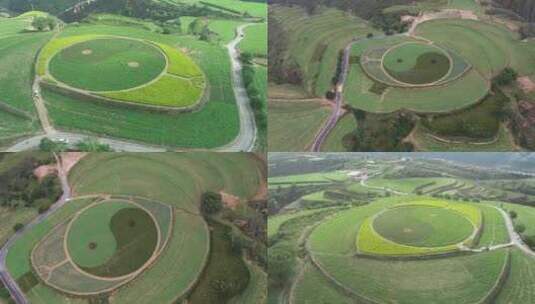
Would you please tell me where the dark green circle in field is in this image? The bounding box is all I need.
[383,43,450,85]
[49,38,166,91]
[372,206,473,247]
[67,200,158,278]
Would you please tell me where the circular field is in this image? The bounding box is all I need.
[66,199,159,278]
[382,43,451,85]
[49,38,166,91]
[373,205,474,247]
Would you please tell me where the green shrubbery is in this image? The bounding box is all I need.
[241,53,267,150]
[0,154,61,213]
[493,68,518,86]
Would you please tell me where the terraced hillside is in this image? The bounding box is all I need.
[3,153,267,304]
[268,1,535,152]
[268,158,535,304]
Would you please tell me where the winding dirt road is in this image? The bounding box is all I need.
[0,154,73,304]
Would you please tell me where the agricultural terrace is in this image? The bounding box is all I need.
[37,22,240,148]
[270,5,378,96]
[39,35,205,109]
[176,0,267,19]
[344,18,535,113]
[295,196,509,303]
[0,13,54,146]
[272,192,530,304]
[6,153,265,303]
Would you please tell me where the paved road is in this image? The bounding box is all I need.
[310,40,354,152]
[495,206,535,257]
[220,23,257,152]
[0,154,72,304]
[6,131,165,152]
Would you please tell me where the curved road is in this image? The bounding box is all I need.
[0,154,72,304]
[6,24,256,152]
[495,206,535,257]
[310,40,355,152]
[220,23,257,152]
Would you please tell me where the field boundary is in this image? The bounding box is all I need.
[39,35,207,111]
[30,196,174,296]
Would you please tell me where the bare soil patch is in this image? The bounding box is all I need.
[220,191,241,210]
[518,76,535,93]
[34,164,57,182]
[60,152,86,174]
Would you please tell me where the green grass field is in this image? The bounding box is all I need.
[268,99,330,151]
[66,200,159,278]
[0,16,53,144]
[495,249,535,303]
[314,249,507,304]
[101,74,204,107]
[239,23,267,57]
[67,200,136,268]
[49,38,166,91]
[374,205,473,246]
[415,19,535,79]
[320,114,355,152]
[382,43,450,84]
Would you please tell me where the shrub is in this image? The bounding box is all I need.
[201,191,223,215]
[13,223,24,232]
[493,68,518,86]
[515,223,526,234]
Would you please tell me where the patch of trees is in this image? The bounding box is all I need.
[187,18,218,42]
[268,13,303,84]
[0,155,62,214]
[39,138,113,152]
[493,68,518,86]
[268,184,333,214]
[31,16,57,31]
[347,110,415,151]
[241,53,267,151]
[8,0,79,15]
[369,10,410,35]
[200,191,223,216]
[269,0,413,20]
[59,0,235,23]
[422,87,509,139]
[483,0,535,22]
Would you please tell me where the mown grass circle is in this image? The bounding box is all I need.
[49,38,166,91]
[66,199,159,278]
[382,43,451,85]
[372,205,474,247]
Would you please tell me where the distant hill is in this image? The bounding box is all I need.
[2,0,81,15]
